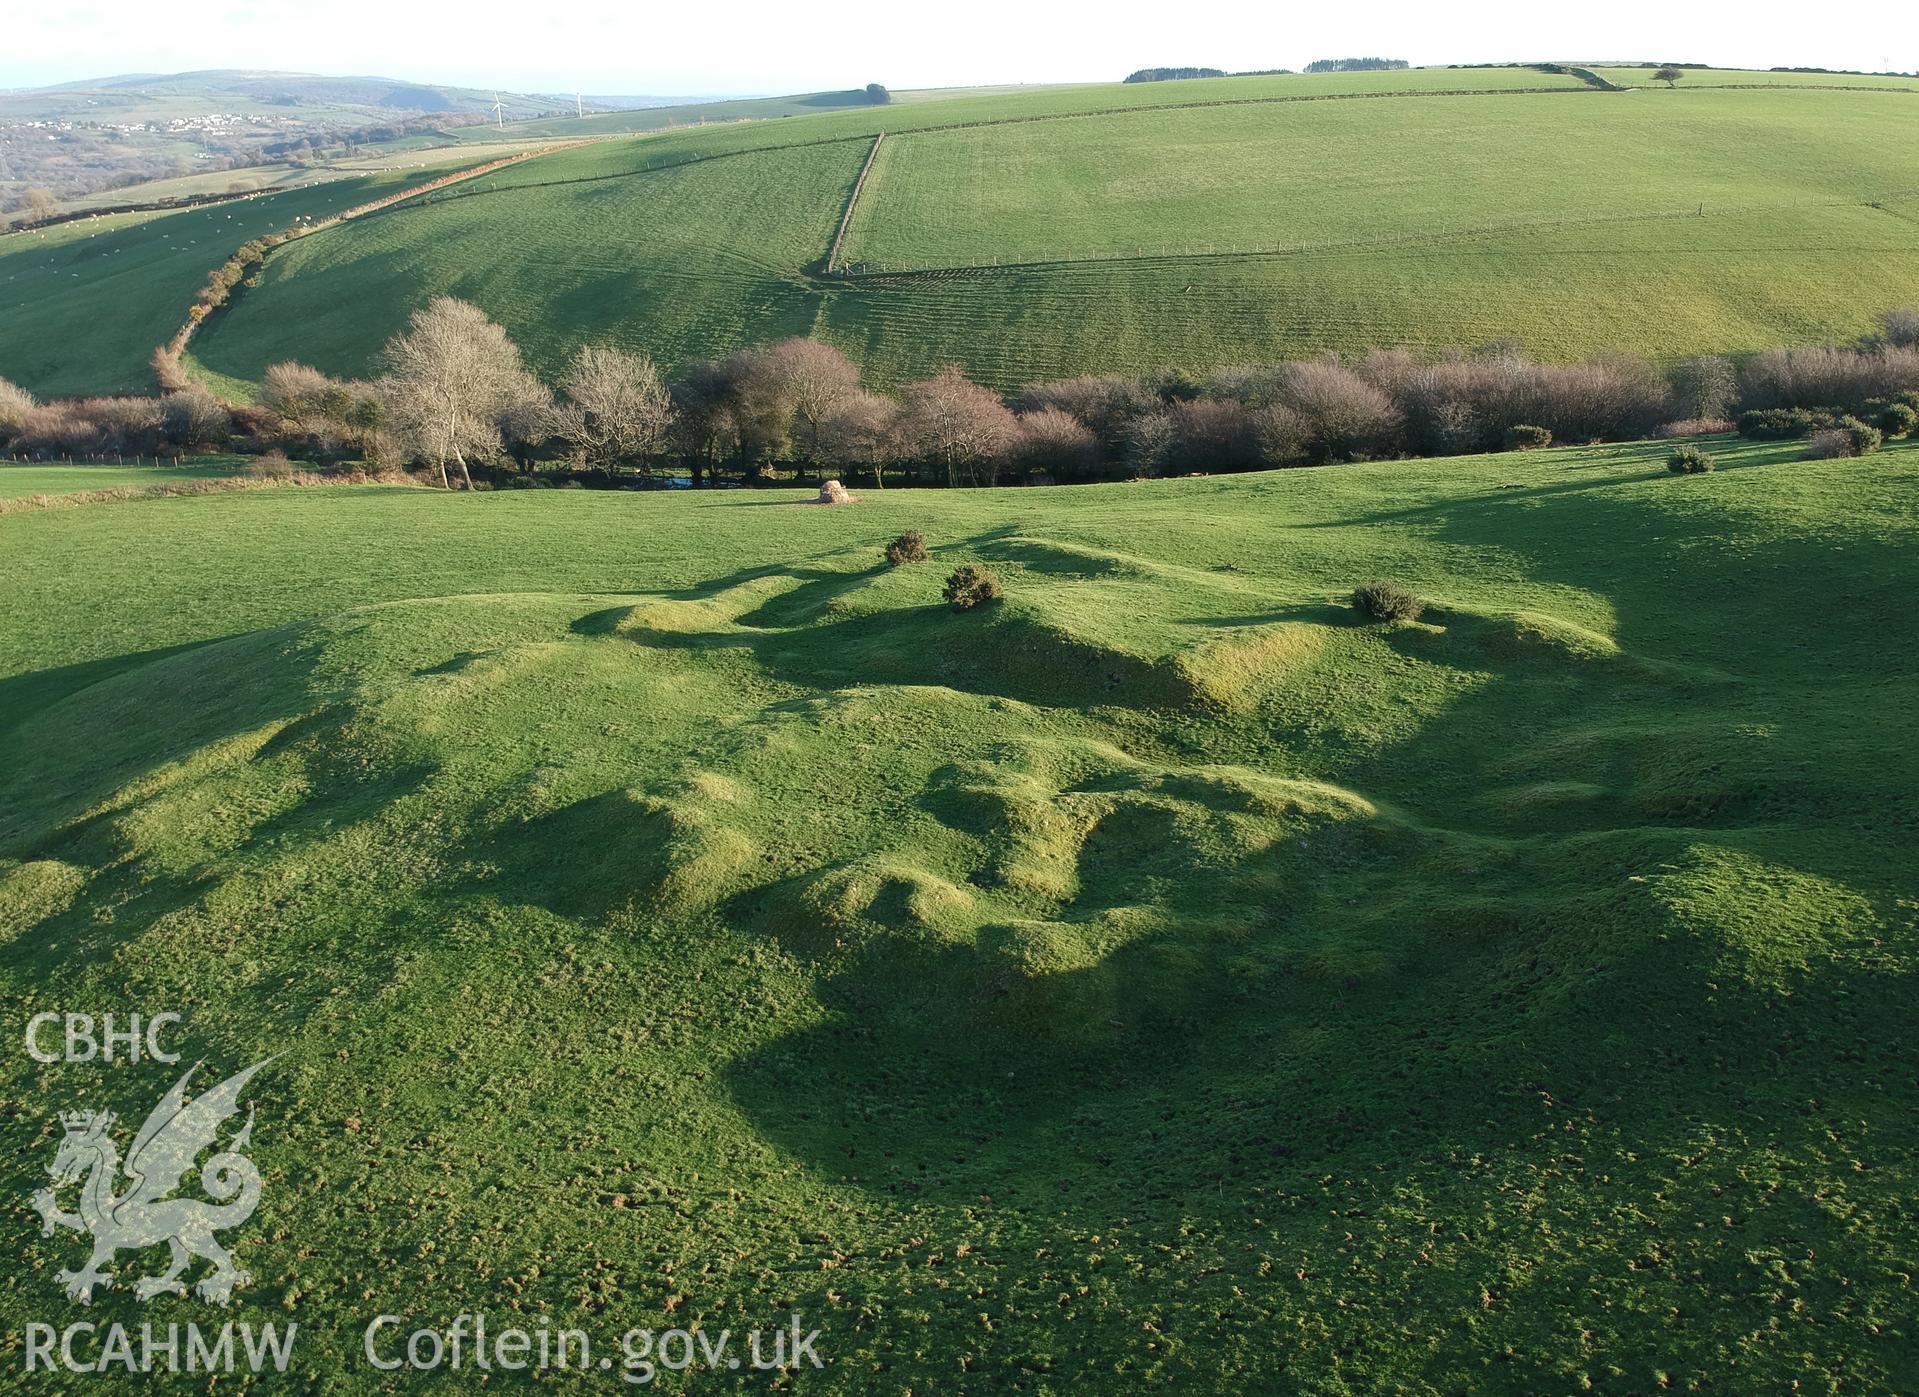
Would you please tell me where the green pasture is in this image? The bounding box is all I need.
[14,66,1919,396]
[841,88,1919,268]
[0,160,487,398]
[183,78,1919,391]
[0,459,246,498]
[1,439,1914,1389]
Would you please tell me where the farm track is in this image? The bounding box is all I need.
[165,147,565,389]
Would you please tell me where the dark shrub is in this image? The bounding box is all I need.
[1165,398,1260,473]
[1503,424,1552,450]
[1014,375,1156,459]
[1666,445,1715,474]
[1147,367,1204,403]
[1738,407,1831,441]
[1875,401,1917,438]
[943,564,1003,611]
[885,530,930,566]
[1351,580,1424,622]
[1836,416,1883,456]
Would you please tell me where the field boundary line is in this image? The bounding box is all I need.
[332,83,1609,223]
[824,133,884,273]
[1666,82,1919,95]
[832,196,1903,282]
[154,146,570,393]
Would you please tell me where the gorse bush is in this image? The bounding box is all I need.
[1872,401,1917,438]
[1503,424,1552,450]
[885,530,929,566]
[943,564,1003,611]
[1836,416,1883,456]
[1738,407,1834,441]
[1351,580,1424,622]
[1667,444,1716,474]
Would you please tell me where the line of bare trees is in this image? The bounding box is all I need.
[6,299,1919,488]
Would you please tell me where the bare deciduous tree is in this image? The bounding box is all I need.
[555,344,674,473]
[163,389,231,451]
[261,362,348,424]
[818,389,899,487]
[1670,355,1737,422]
[379,297,542,489]
[896,367,1018,487]
[1280,360,1403,461]
[765,338,861,473]
[1008,407,1101,482]
[1123,411,1178,478]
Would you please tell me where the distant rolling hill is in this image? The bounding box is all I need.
[0,69,672,211]
[2,69,596,123]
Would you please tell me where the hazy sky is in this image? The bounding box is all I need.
[4,0,1914,94]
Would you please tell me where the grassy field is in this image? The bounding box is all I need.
[465,67,1583,144]
[172,71,1919,394]
[0,159,490,398]
[0,459,246,497]
[13,66,1919,395]
[1593,66,1919,91]
[191,141,866,391]
[1,439,1915,1389]
[841,89,1919,268]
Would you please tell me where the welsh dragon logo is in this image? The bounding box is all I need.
[31,1057,275,1305]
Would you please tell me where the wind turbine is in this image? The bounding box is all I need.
[576,90,584,118]
[491,94,505,131]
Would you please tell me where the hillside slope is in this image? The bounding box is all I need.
[164,67,1919,393]
[0,154,500,396]
[1,440,1915,1388]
